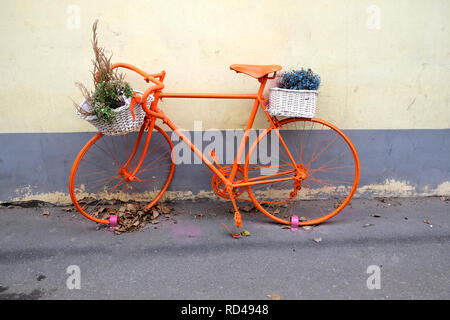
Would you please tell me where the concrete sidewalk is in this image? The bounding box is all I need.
[0,197,449,300]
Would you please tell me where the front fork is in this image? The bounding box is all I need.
[118,116,155,182]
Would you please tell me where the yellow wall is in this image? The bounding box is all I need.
[0,0,448,132]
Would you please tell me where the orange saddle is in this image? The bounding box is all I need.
[230,64,282,79]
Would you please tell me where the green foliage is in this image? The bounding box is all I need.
[91,80,133,124]
[92,105,116,124]
[93,80,133,109]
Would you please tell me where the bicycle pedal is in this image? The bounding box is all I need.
[234,211,242,228]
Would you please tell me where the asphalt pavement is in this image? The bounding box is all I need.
[0,197,449,300]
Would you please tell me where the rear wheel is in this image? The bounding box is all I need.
[69,125,175,224]
[244,118,360,225]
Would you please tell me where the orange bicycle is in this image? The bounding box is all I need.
[69,63,360,231]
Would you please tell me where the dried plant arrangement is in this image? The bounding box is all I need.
[74,20,133,124]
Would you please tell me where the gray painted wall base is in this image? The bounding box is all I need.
[0,129,449,203]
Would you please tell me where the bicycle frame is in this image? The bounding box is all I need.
[110,63,302,198]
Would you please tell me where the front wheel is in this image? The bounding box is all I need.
[69,125,175,224]
[244,118,360,225]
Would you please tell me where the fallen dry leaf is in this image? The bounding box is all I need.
[115,225,127,232]
[126,203,136,212]
[363,223,374,228]
[302,226,313,231]
[101,212,110,220]
[267,294,281,300]
[42,210,50,216]
[161,205,171,214]
[85,200,177,234]
[313,237,322,243]
[371,213,381,218]
[241,230,251,237]
[281,225,291,229]
[151,209,159,220]
[78,197,94,205]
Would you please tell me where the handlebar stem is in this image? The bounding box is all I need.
[110,62,165,117]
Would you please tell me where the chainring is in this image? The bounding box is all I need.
[211,165,246,199]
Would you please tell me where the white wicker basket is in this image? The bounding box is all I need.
[269,87,318,118]
[77,91,154,136]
